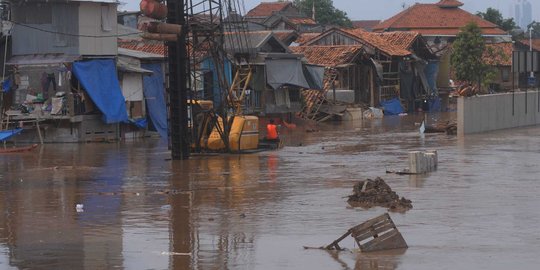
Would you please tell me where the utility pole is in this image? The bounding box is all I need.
[167,0,190,160]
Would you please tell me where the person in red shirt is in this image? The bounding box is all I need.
[266,119,279,141]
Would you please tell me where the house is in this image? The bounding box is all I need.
[4,0,128,143]
[117,48,168,139]
[372,0,510,89]
[245,1,300,24]
[300,28,436,110]
[245,1,320,33]
[483,43,513,91]
[290,45,368,105]
[514,39,540,88]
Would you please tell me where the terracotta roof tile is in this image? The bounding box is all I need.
[484,43,513,66]
[373,2,507,36]
[352,20,381,31]
[372,31,420,51]
[295,32,321,45]
[118,40,167,56]
[290,45,363,67]
[289,17,317,25]
[246,1,292,17]
[519,39,540,52]
[344,29,412,56]
[436,0,464,8]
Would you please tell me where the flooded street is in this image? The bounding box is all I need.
[1,113,540,269]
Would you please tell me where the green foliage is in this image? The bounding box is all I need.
[476,8,516,32]
[527,21,540,38]
[293,0,352,27]
[450,22,489,86]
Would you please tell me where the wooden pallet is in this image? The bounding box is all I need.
[325,213,407,252]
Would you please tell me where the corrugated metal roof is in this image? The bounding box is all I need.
[118,48,164,60]
[117,59,154,74]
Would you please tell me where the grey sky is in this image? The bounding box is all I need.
[120,0,540,22]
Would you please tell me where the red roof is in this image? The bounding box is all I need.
[483,43,513,66]
[436,0,464,8]
[344,29,412,56]
[352,20,381,31]
[246,2,292,17]
[290,45,364,67]
[118,40,167,56]
[519,39,540,52]
[373,2,507,36]
[372,31,420,51]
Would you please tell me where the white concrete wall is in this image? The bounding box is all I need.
[458,91,540,135]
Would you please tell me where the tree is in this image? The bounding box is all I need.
[476,8,516,32]
[451,22,491,89]
[527,21,540,38]
[293,0,352,27]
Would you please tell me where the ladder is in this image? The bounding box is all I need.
[298,68,338,121]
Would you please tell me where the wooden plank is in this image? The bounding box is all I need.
[348,213,390,233]
[353,223,396,243]
[360,229,408,252]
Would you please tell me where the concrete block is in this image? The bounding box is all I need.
[341,108,363,121]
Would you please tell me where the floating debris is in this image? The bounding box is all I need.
[305,213,408,252]
[347,177,412,212]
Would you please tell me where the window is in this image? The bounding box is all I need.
[101,5,112,32]
[501,68,510,82]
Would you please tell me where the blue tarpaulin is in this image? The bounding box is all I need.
[381,98,404,115]
[2,78,12,93]
[73,59,129,124]
[0,128,22,141]
[425,61,439,95]
[141,63,168,138]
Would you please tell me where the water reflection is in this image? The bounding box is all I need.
[2,113,539,269]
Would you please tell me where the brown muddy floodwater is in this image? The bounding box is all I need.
[1,113,540,270]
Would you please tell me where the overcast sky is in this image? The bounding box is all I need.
[121,0,540,21]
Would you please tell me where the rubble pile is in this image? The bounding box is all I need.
[347,177,412,212]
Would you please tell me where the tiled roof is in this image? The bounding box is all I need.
[295,33,321,45]
[519,39,540,52]
[373,2,507,36]
[246,1,292,17]
[289,17,317,25]
[352,20,381,31]
[372,31,420,51]
[118,40,167,56]
[290,45,364,67]
[436,0,463,8]
[345,29,412,56]
[484,43,513,66]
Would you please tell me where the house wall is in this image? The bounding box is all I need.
[308,32,360,46]
[78,2,117,56]
[121,74,143,102]
[11,1,117,56]
[11,2,80,55]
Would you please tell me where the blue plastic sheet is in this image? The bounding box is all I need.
[73,59,128,124]
[2,78,12,93]
[381,98,404,115]
[141,63,168,138]
[0,128,22,141]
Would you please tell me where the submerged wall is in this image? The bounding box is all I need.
[458,91,540,135]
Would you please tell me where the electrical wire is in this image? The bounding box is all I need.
[7,19,142,38]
